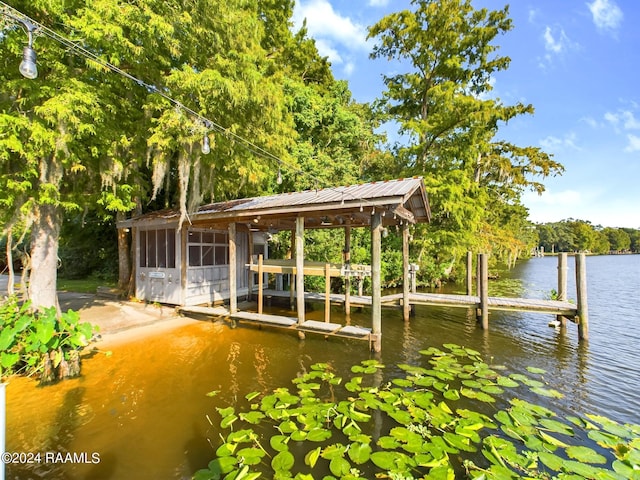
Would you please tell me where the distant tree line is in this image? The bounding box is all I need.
[535,220,640,254]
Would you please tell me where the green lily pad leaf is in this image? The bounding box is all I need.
[481,385,504,395]
[531,386,564,398]
[270,435,289,452]
[378,436,400,449]
[443,432,477,453]
[239,411,266,424]
[444,389,460,401]
[271,450,295,473]
[347,442,372,465]
[216,442,236,457]
[207,456,238,475]
[237,447,266,466]
[566,446,607,464]
[526,366,547,375]
[539,430,569,448]
[278,420,298,434]
[387,409,413,425]
[245,391,261,402]
[392,378,414,387]
[304,447,322,468]
[588,430,621,448]
[220,414,238,429]
[291,430,308,441]
[217,406,235,417]
[496,376,519,388]
[307,428,332,442]
[586,414,634,439]
[538,451,565,471]
[562,459,610,478]
[329,456,351,477]
[539,418,575,436]
[371,451,403,470]
[321,443,348,460]
[462,380,483,389]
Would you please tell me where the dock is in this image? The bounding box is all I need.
[179,252,588,350]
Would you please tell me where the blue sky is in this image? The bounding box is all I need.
[292,0,640,229]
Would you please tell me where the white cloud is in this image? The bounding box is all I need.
[604,109,640,133]
[581,116,599,129]
[543,26,567,54]
[625,134,640,153]
[540,132,580,151]
[368,0,390,6]
[293,0,369,52]
[587,0,624,33]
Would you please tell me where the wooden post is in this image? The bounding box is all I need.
[466,251,473,296]
[476,255,481,297]
[247,230,254,302]
[180,227,188,305]
[295,217,305,326]
[289,229,295,310]
[371,212,382,352]
[479,253,489,329]
[228,223,237,314]
[576,253,589,342]
[258,254,264,315]
[325,263,331,323]
[402,222,411,322]
[344,225,351,316]
[557,252,568,326]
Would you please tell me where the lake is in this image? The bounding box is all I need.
[4,254,640,479]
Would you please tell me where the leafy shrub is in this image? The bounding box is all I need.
[196,344,640,479]
[0,296,98,383]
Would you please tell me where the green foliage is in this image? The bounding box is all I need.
[196,344,639,479]
[367,0,563,274]
[535,220,639,254]
[0,295,98,382]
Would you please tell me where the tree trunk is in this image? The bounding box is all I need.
[116,211,131,291]
[28,203,61,311]
[6,227,15,295]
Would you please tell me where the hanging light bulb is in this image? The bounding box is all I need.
[19,44,38,79]
[201,133,210,154]
[276,166,283,185]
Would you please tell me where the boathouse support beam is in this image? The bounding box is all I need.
[229,223,237,314]
[344,224,351,316]
[371,212,382,352]
[478,253,489,329]
[466,251,473,296]
[402,222,411,322]
[295,216,305,327]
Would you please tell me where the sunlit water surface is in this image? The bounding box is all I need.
[5,254,639,479]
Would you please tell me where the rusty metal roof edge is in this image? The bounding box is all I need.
[122,177,428,226]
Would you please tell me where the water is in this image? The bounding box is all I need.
[5,254,640,479]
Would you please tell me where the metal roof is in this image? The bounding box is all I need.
[122,177,430,231]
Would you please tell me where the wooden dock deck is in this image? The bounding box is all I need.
[253,289,577,317]
[178,304,376,345]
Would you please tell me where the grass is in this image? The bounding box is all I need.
[57,276,116,294]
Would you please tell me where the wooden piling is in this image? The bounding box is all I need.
[295,217,305,326]
[466,251,473,296]
[557,252,568,326]
[402,222,411,322]
[228,223,237,314]
[576,253,589,341]
[371,212,382,352]
[478,253,489,329]
[344,225,351,316]
[257,254,264,315]
[325,263,331,323]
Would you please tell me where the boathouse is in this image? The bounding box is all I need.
[119,177,431,350]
